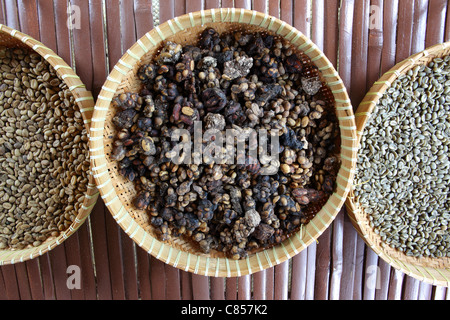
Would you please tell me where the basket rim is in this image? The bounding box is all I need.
[347,42,450,287]
[89,8,357,277]
[0,24,99,266]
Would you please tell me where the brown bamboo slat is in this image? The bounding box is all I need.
[304,234,316,299]
[445,2,450,42]
[404,276,420,300]
[252,0,267,13]
[348,0,370,301]
[133,0,156,300]
[119,2,141,301]
[376,0,400,299]
[425,0,447,48]
[121,0,138,54]
[274,261,289,299]
[6,0,43,300]
[374,257,390,299]
[186,0,204,12]
[0,269,7,299]
[289,0,311,298]
[389,268,405,300]
[230,24,252,294]
[66,0,97,300]
[381,0,399,74]
[47,1,78,300]
[351,0,369,106]
[293,0,310,38]
[72,0,94,90]
[314,0,340,301]
[396,0,415,63]
[367,0,383,87]
[205,0,220,10]
[174,0,187,17]
[3,0,18,30]
[235,0,251,9]
[268,0,280,17]
[50,246,72,300]
[137,252,152,300]
[363,1,450,293]
[412,0,428,54]
[337,0,358,301]
[209,277,223,299]
[160,0,175,24]
[226,277,238,299]
[25,259,44,300]
[103,0,129,301]
[13,262,31,299]
[38,255,55,299]
[434,285,448,299]
[135,0,154,39]
[132,0,156,301]
[0,1,4,25]
[339,0,354,92]
[353,237,365,300]
[165,264,182,299]
[280,0,293,25]
[329,210,344,299]
[222,0,234,9]
[363,248,379,300]
[87,0,116,300]
[310,0,327,300]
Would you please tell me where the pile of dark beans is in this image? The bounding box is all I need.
[110,28,341,259]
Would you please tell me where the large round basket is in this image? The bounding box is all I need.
[90,8,357,277]
[346,42,450,287]
[0,25,98,265]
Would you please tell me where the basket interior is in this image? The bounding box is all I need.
[350,44,450,271]
[0,27,97,264]
[103,21,348,259]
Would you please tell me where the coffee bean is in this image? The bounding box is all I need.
[0,46,90,250]
[111,29,341,260]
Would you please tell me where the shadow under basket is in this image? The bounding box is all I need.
[0,25,99,265]
[346,42,450,287]
[90,9,357,277]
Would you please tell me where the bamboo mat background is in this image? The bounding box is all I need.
[0,0,449,300]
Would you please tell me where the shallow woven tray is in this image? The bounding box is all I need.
[346,42,450,287]
[90,8,357,277]
[0,25,99,265]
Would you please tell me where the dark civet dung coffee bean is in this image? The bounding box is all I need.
[110,28,341,259]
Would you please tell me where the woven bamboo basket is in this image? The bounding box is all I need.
[346,42,450,287]
[0,25,98,265]
[90,9,357,277]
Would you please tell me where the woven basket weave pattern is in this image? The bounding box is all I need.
[90,9,357,277]
[346,42,450,287]
[0,25,98,266]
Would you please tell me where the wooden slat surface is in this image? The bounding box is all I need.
[0,0,449,301]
